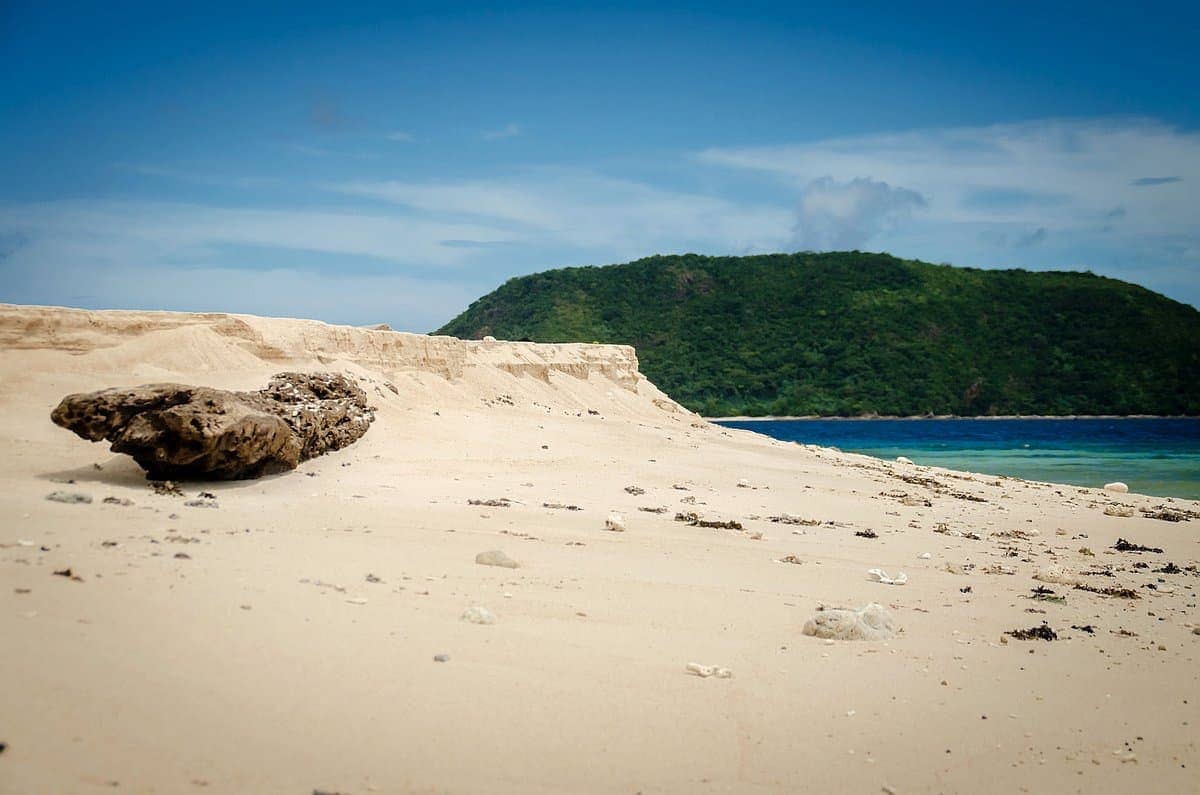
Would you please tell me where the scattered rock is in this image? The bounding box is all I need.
[604,513,626,532]
[1103,505,1134,517]
[896,456,914,465]
[543,502,581,511]
[855,529,878,539]
[52,568,83,582]
[1103,482,1129,493]
[433,654,450,662]
[183,499,217,509]
[917,552,932,560]
[475,550,521,569]
[461,605,495,625]
[624,485,645,495]
[51,373,374,480]
[775,555,804,565]
[637,506,667,514]
[802,603,896,641]
[151,480,184,496]
[173,552,191,560]
[45,491,91,504]
[102,496,134,506]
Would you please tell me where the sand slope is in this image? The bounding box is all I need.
[1,304,1197,794]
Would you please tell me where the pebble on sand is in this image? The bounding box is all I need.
[45,491,92,504]
[896,456,914,465]
[802,603,896,641]
[461,605,495,625]
[475,550,521,569]
[1104,481,1129,493]
[434,654,450,662]
[605,513,626,532]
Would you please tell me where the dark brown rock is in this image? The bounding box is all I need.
[51,373,374,480]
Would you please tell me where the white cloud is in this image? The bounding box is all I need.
[482,122,521,141]
[793,177,926,250]
[386,131,415,142]
[697,118,1200,234]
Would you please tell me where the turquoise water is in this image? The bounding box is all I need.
[715,418,1200,500]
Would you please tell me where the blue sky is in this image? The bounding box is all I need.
[2,1,1198,330]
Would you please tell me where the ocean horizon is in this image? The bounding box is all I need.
[716,416,1200,500]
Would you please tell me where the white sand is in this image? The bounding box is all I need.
[1,304,1197,794]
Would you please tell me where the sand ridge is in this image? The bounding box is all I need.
[1,304,1198,794]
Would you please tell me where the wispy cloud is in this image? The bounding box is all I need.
[1131,176,1182,186]
[482,122,521,141]
[697,117,1200,245]
[333,170,793,255]
[386,131,415,142]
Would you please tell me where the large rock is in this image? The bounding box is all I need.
[51,372,374,480]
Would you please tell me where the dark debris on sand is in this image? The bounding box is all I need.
[1113,538,1163,554]
[1005,623,1058,641]
[1075,583,1141,599]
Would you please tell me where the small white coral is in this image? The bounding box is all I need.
[1033,564,1081,586]
[605,512,626,532]
[867,568,908,585]
[686,662,733,678]
[461,605,495,625]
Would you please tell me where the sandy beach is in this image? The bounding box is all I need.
[1,304,1197,794]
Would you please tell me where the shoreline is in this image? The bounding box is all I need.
[709,414,1196,422]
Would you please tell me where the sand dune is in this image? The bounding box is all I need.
[1,304,1197,794]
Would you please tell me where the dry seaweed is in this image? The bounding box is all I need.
[1113,538,1163,553]
[855,529,878,539]
[1075,583,1140,599]
[767,514,821,526]
[150,480,183,496]
[1005,623,1057,641]
[1030,586,1066,604]
[468,498,512,507]
[674,512,742,530]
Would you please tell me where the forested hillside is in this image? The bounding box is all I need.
[437,252,1200,417]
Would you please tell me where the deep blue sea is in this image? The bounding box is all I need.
[715,418,1200,500]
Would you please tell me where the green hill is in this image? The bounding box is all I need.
[435,252,1200,417]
